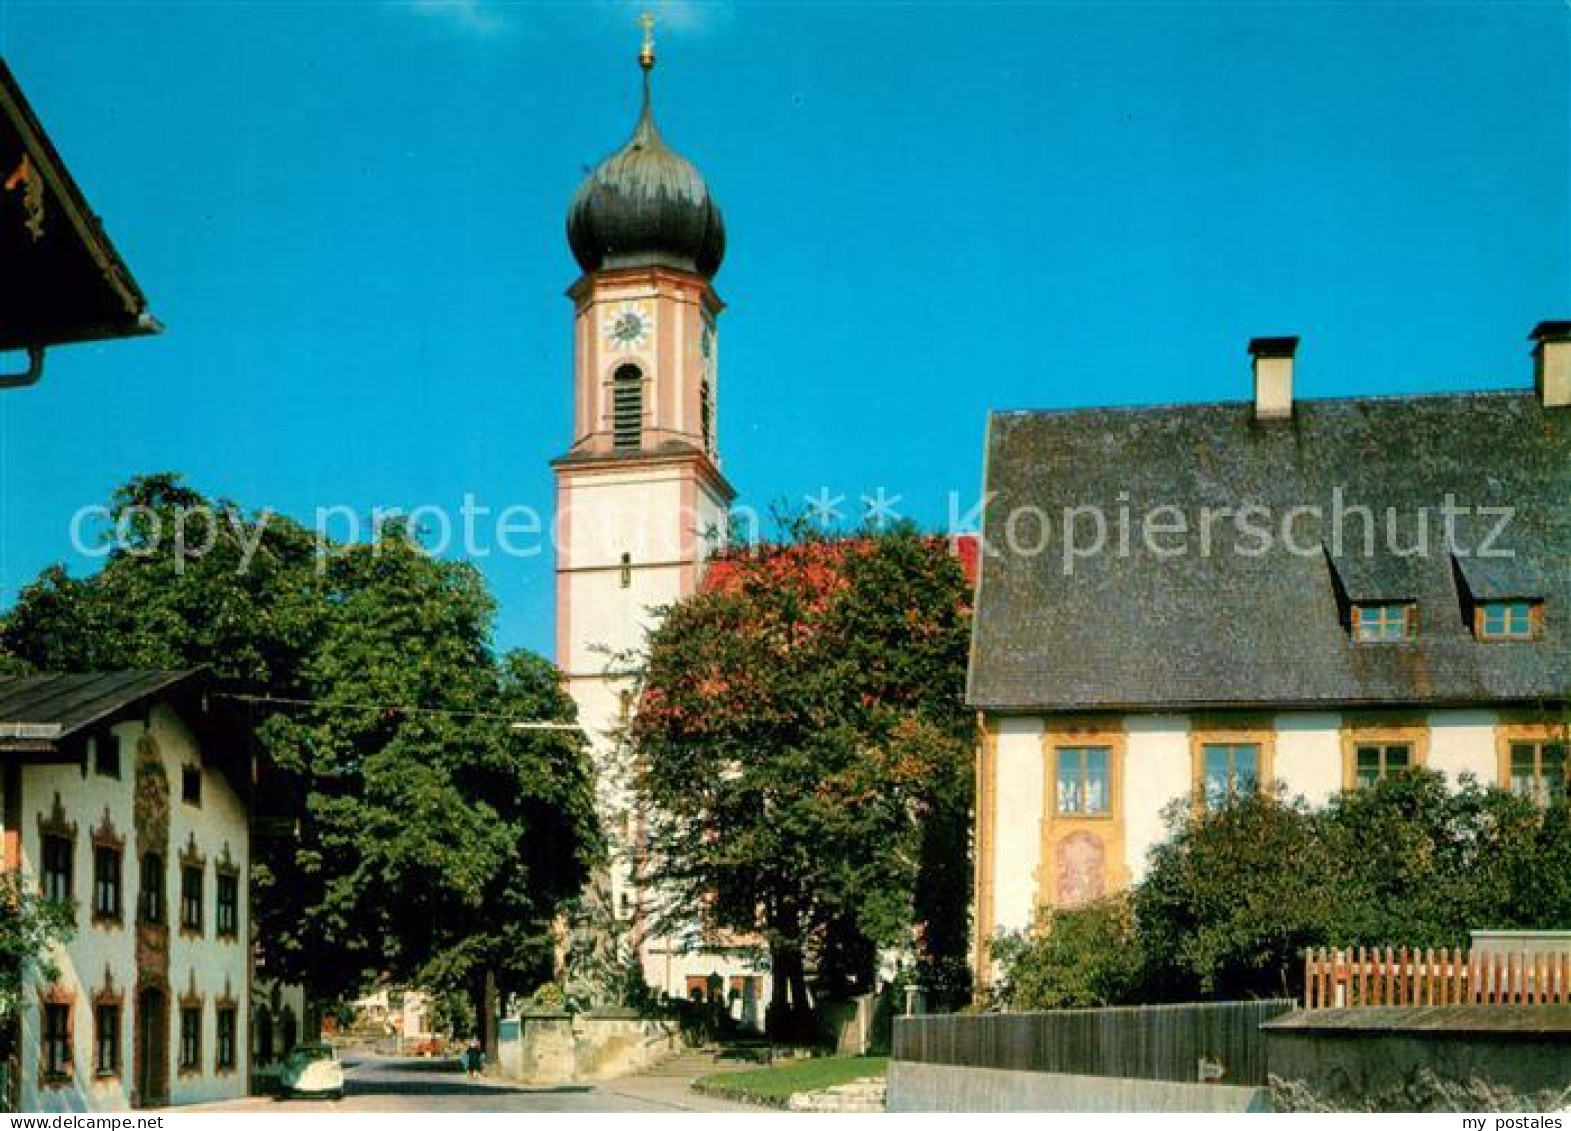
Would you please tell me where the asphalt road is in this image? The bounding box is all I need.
[199,1051,759,1113]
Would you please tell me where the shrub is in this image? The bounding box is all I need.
[988,894,1142,1010]
[992,767,1571,1006]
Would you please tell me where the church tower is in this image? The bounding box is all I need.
[555,20,735,983]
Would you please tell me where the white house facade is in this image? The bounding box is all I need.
[1,670,250,1111]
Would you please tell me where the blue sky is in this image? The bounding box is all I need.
[0,0,1566,658]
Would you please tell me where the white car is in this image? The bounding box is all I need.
[279,1044,345,1101]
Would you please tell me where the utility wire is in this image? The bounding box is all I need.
[214,691,576,727]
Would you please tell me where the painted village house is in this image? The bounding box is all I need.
[967,326,1571,988]
[1,671,252,1111]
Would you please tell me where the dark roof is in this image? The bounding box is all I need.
[0,670,204,753]
[967,390,1571,713]
[0,56,158,353]
[566,64,724,279]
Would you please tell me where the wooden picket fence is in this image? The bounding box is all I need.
[1303,946,1571,1009]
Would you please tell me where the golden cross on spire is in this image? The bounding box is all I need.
[639,11,656,70]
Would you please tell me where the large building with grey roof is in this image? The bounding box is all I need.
[967,322,1570,988]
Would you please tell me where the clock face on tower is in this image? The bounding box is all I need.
[603,303,651,351]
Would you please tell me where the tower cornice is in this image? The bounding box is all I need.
[566,265,724,316]
[550,445,737,505]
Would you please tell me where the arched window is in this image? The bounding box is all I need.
[612,365,643,452]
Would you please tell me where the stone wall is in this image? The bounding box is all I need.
[1264,1005,1571,1113]
[496,1010,678,1085]
[887,1062,1268,1113]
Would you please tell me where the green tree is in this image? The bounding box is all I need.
[1,475,601,1054]
[996,767,1571,1006]
[988,895,1142,1010]
[1134,789,1332,1000]
[1317,770,1546,947]
[0,875,74,1105]
[0,875,74,1024]
[631,523,973,1037]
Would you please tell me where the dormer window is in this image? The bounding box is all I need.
[1475,600,1540,641]
[1353,602,1415,643]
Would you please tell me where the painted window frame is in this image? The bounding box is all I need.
[1054,745,1114,817]
[1475,600,1543,641]
[178,1003,203,1076]
[1352,602,1417,643]
[1497,720,1568,806]
[215,1004,239,1074]
[38,984,75,1087]
[94,1002,121,1078]
[1189,720,1276,810]
[180,865,205,937]
[1341,718,1430,790]
[139,851,166,926]
[40,833,73,903]
[215,869,240,940]
[1037,719,1127,910]
[92,844,123,924]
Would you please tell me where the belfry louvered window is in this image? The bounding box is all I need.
[612,365,643,452]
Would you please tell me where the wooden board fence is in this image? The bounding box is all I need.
[1303,946,1571,1008]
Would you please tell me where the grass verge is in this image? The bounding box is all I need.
[693,1055,888,1109]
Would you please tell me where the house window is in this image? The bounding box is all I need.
[95,1003,121,1077]
[1477,600,1539,640]
[92,845,122,922]
[182,766,202,806]
[1202,743,1261,805]
[140,853,165,925]
[1055,746,1111,815]
[1509,741,1567,805]
[1353,603,1415,642]
[42,1002,71,1079]
[95,733,121,779]
[181,865,204,934]
[1354,743,1411,787]
[216,1006,237,1072]
[612,364,643,452]
[216,872,239,939]
[179,1007,201,1072]
[700,379,713,451]
[42,834,72,902]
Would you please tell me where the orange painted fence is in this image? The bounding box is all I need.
[1302,946,1571,1009]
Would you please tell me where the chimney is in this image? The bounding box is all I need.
[1249,335,1299,421]
[1530,320,1571,408]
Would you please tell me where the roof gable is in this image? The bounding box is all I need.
[0,57,156,354]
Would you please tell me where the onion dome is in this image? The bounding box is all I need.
[566,34,725,279]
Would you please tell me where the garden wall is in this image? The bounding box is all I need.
[496,1009,679,1085]
[888,1000,1293,1112]
[1264,1005,1571,1112]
